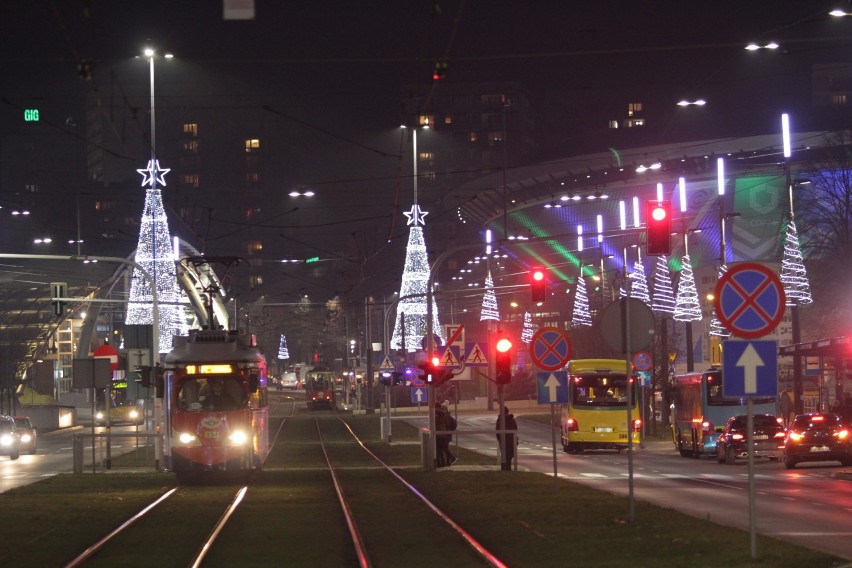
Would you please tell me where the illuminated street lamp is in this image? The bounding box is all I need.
[676,99,706,107]
[745,42,779,51]
[829,9,852,17]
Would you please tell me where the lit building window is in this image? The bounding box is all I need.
[418,151,433,165]
[417,115,435,128]
[25,184,39,193]
[609,120,619,129]
[248,257,263,267]
[247,241,263,253]
[181,174,200,188]
[832,94,848,105]
[183,123,198,136]
[246,172,261,184]
[469,132,478,143]
[245,138,261,152]
[626,118,645,128]
[444,115,453,125]
[488,131,504,145]
[182,140,198,153]
[628,102,643,116]
[250,275,264,287]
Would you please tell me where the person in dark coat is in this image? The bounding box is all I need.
[496,406,518,471]
[435,403,456,467]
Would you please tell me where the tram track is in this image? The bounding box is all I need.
[59,410,507,567]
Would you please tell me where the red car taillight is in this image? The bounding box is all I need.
[702,421,714,435]
[835,429,849,440]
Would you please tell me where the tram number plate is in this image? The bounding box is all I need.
[594,427,613,433]
[204,431,219,439]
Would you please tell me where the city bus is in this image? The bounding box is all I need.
[560,359,641,453]
[671,367,777,458]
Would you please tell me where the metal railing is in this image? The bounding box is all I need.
[73,432,162,473]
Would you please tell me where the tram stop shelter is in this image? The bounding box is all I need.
[779,336,850,414]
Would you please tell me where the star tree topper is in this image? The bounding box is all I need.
[403,204,428,226]
[137,159,171,188]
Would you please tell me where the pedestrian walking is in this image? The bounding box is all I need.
[496,406,518,471]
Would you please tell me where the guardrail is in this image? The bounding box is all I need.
[73,432,162,474]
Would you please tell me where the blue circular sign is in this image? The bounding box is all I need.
[714,262,785,339]
[530,327,572,371]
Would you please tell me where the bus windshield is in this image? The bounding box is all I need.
[572,373,633,407]
[706,371,774,406]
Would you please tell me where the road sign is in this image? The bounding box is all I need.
[93,344,119,371]
[600,298,655,353]
[722,340,778,398]
[436,346,461,368]
[714,262,785,339]
[537,371,568,404]
[409,368,425,387]
[530,327,572,371]
[463,343,488,366]
[632,351,652,372]
[378,355,394,370]
[411,387,427,404]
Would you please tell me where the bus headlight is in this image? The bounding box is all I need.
[178,432,197,445]
[229,430,248,445]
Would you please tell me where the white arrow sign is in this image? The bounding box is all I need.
[735,343,765,394]
[544,373,561,403]
[413,388,425,403]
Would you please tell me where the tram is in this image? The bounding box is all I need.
[163,328,269,479]
[305,368,336,410]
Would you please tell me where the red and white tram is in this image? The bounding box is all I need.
[163,328,269,479]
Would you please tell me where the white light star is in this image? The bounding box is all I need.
[403,204,428,226]
[137,159,170,188]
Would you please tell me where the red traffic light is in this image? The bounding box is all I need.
[530,267,547,303]
[495,334,513,384]
[645,200,672,255]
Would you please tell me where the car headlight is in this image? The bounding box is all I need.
[178,432,197,444]
[0,434,13,446]
[19,434,31,443]
[229,430,248,445]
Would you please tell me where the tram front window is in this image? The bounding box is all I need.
[178,377,243,411]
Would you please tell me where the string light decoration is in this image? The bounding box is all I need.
[480,273,500,321]
[391,204,444,351]
[674,255,702,322]
[710,265,730,337]
[780,218,813,306]
[278,335,290,360]
[572,270,593,327]
[125,159,185,352]
[630,258,650,304]
[521,311,534,343]
[651,255,676,315]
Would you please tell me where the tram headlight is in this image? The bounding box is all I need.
[129,409,139,420]
[178,432,197,445]
[95,411,105,421]
[228,430,248,445]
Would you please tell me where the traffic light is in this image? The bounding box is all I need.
[646,200,672,255]
[495,334,513,384]
[432,61,447,80]
[530,267,547,303]
[420,356,455,386]
[50,282,67,317]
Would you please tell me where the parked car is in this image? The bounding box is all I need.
[95,401,144,426]
[0,415,20,460]
[783,413,852,469]
[280,372,299,390]
[716,413,786,464]
[12,416,36,454]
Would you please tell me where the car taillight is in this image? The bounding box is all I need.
[774,431,786,439]
[702,421,713,435]
[732,433,744,441]
[632,419,641,432]
[788,431,803,442]
[565,417,578,432]
[834,429,849,440]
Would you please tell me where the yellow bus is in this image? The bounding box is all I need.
[560,359,641,453]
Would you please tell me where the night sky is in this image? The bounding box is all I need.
[0,0,848,304]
